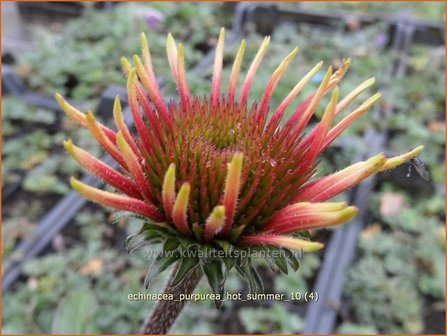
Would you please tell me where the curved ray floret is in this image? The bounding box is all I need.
[70,177,163,221]
[239,234,324,252]
[57,27,424,297]
[63,139,141,199]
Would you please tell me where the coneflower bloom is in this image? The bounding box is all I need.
[57,28,422,302]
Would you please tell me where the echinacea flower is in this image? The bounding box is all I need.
[56,28,423,306]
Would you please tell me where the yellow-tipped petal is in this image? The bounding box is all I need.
[177,43,191,105]
[380,146,424,171]
[336,77,376,116]
[326,58,351,92]
[204,205,226,241]
[280,202,348,215]
[64,139,142,199]
[141,32,150,58]
[322,86,339,127]
[113,95,126,133]
[240,36,271,106]
[276,237,324,252]
[269,206,358,233]
[133,55,154,93]
[140,32,157,81]
[211,27,225,105]
[112,94,141,157]
[240,234,324,252]
[55,93,86,125]
[127,68,137,96]
[116,132,155,203]
[57,93,118,145]
[295,153,387,202]
[228,39,246,102]
[162,163,176,221]
[120,57,133,76]
[323,92,382,150]
[172,182,192,236]
[302,86,339,164]
[133,54,170,123]
[269,61,324,130]
[166,33,179,80]
[291,66,333,133]
[282,61,323,107]
[221,152,244,236]
[269,47,300,85]
[70,177,163,221]
[259,47,299,115]
[85,111,127,169]
[63,138,75,155]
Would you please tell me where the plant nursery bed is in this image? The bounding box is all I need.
[3,3,444,334]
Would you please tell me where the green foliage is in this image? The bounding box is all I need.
[3,209,155,333]
[3,96,57,126]
[296,2,445,21]
[344,190,445,333]
[2,96,100,194]
[51,285,99,333]
[3,129,52,170]
[337,322,378,334]
[345,256,423,333]
[127,220,306,308]
[333,8,445,333]
[16,3,231,100]
[239,305,303,333]
[415,220,445,299]
[22,157,71,195]
[274,253,320,293]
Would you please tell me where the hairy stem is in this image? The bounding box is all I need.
[141,263,203,334]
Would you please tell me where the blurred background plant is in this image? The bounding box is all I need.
[2,1,445,334]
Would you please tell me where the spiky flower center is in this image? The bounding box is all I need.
[176,98,247,150]
[141,96,309,233]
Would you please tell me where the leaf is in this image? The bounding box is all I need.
[236,262,264,295]
[222,256,236,274]
[178,237,197,248]
[125,230,163,254]
[171,257,199,288]
[274,254,289,274]
[51,285,98,333]
[163,238,180,251]
[248,263,264,295]
[144,230,165,241]
[284,249,300,272]
[201,259,225,308]
[215,240,236,274]
[292,230,312,239]
[110,211,145,223]
[126,221,181,254]
[144,252,180,289]
[265,255,279,272]
[214,239,232,253]
[140,221,177,235]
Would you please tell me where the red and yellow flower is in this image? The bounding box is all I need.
[57,28,422,301]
